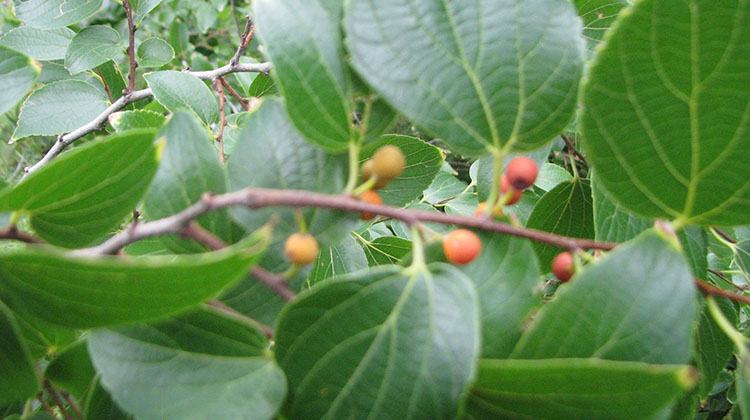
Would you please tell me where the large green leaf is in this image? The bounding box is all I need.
[88,307,286,420]
[65,26,122,75]
[13,79,109,140]
[0,233,266,328]
[345,0,584,156]
[145,71,218,125]
[82,376,131,420]
[575,0,629,55]
[254,0,353,151]
[0,301,40,406]
[360,135,444,207]
[109,109,165,132]
[580,0,750,225]
[525,178,595,270]
[460,233,541,358]
[136,37,174,68]
[275,264,479,420]
[130,0,162,24]
[0,46,38,116]
[0,26,74,60]
[465,358,696,420]
[14,0,102,29]
[512,229,697,364]
[0,130,159,247]
[308,235,368,287]
[695,298,736,397]
[360,236,412,266]
[45,340,96,399]
[737,357,750,420]
[144,112,233,253]
[593,174,651,242]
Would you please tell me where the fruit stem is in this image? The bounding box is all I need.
[358,96,374,136]
[293,208,307,233]
[569,155,580,180]
[344,140,362,193]
[709,227,737,252]
[352,177,377,196]
[706,296,749,357]
[282,263,300,281]
[486,149,506,214]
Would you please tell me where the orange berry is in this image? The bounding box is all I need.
[500,174,523,205]
[371,145,406,181]
[552,251,575,282]
[443,229,482,265]
[475,202,502,217]
[505,157,538,190]
[284,233,319,265]
[361,160,389,189]
[359,190,383,220]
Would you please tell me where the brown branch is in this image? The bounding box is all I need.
[220,77,250,111]
[213,80,227,163]
[694,277,750,305]
[713,227,737,244]
[560,134,589,167]
[37,392,56,417]
[180,222,295,302]
[59,391,82,419]
[43,381,75,420]
[121,0,138,94]
[0,225,42,244]
[230,17,254,66]
[96,66,114,102]
[708,268,749,290]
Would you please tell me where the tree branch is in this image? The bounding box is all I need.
[560,134,588,167]
[230,17,254,66]
[121,0,138,94]
[694,277,750,305]
[220,77,250,111]
[0,224,42,244]
[213,79,227,163]
[76,188,618,257]
[23,61,271,177]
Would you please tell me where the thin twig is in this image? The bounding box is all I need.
[22,61,271,177]
[695,277,750,305]
[37,392,56,417]
[713,227,737,244]
[229,0,243,39]
[76,188,618,257]
[96,66,115,102]
[213,79,227,163]
[121,0,138,94]
[708,268,749,290]
[0,224,42,243]
[220,77,250,111]
[59,391,82,419]
[560,134,588,167]
[43,381,75,420]
[230,17,254,66]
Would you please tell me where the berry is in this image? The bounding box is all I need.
[361,160,389,189]
[443,229,482,265]
[371,145,406,181]
[505,157,538,190]
[500,174,523,205]
[475,202,502,217]
[552,251,575,282]
[284,233,319,265]
[358,190,383,220]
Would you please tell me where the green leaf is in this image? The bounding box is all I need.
[13,79,109,140]
[136,37,174,68]
[461,233,541,358]
[525,179,595,270]
[580,0,750,225]
[12,311,77,359]
[246,72,275,97]
[512,229,697,364]
[0,46,38,116]
[0,301,40,406]
[0,233,266,328]
[737,357,750,420]
[0,130,159,247]
[228,98,354,247]
[14,0,102,29]
[65,26,122,75]
[345,0,584,156]
[472,146,552,202]
[169,19,189,56]
[575,0,629,56]
[465,358,696,420]
[254,0,353,151]
[423,166,468,204]
[360,235,412,266]
[360,135,444,207]
[735,240,750,282]
[194,2,218,33]
[109,109,165,132]
[82,376,131,420]
[593,174,652,242]
[308,235,368,287]
[94,61,128,104]
[45,341,96,399]
[695,298,736,397]
[275,264,479,420]
[0,26,74,60]
[677,225,707,278]
[145,71,218,125]
[88,307,286,420]
[131,0,162,24]
[144,112,233,253]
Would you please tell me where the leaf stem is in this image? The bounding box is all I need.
[706,296,748,357]
[405,225,427,273]
[486,149,505,214]
[344,140,362,193]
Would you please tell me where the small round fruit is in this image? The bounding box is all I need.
[359,190,383,220]
[505,157,538,190]
[551,251,575,283]
[500,174,523,205]
[284,233,319,265]
[361,160,389,189]
[371,145,406,181]
[475,202,502,217]
[443,229,482,265]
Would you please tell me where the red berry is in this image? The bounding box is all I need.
[552,252,575,282]
[505,157,538,190]
[359,190,383,220]
[443,229,482,265]
[500,174,523,205]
